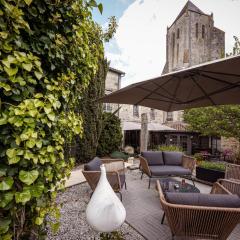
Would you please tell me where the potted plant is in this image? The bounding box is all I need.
[196,161,225,183]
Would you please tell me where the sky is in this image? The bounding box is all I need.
[93,0,240,87]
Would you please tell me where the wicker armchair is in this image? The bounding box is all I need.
[225,163,240,182]
[218,178,240,197]
[83,158,126,201]
[157,180,240,240]
[140,152,195,189]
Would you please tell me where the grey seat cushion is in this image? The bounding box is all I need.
[84,157,102,171]
[149,165,191,176]
[141,151,164,165]
[163,151,183,166]
[165,192,240,208]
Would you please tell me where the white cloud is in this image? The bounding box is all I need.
[106,0,240,87]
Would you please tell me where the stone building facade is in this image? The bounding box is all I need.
[162,0,225,125]
[105,1,236,155]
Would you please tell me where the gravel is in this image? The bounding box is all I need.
[47,182,145,240]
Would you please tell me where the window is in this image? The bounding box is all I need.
[177,28,180,39]
[177,44,179,63]
[166,112,173,121]
[133,105,139,117]
[172,33,175,65]
[195,23,198,38]
[150,108,155,120]
[172,33,175,49]
[103,103,112,112]
[202,25,205,38]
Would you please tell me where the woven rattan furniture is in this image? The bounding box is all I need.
[225,163,240,182]
[160,178,200,224]
[140,151,195,188]
[83,157,126,201]
[157,180,240,240]
[218,178,240,197]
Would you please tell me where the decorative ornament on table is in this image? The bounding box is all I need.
[86,164,126,233]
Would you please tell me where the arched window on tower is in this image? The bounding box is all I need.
[202,25,205,39]
[196,23,198,38]
[177,28,180,39]
[172,33,175,66]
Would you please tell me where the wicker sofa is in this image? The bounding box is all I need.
[82,157,126,201]
[157,180,240,240]
[139,151,195,188]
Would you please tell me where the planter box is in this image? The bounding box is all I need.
[196,166,225,183]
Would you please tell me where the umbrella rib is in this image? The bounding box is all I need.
[152,82,183,103]
[184,80,240,104]
[147,97,181,104]
[137,86,183,103]
[199,73,240,88]
[197,70,240,78]
[134,77,176,106]
[190,75,216,105]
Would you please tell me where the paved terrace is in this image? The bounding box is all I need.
[122,170,240,240]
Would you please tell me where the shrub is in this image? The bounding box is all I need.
[198,161,226,172]
[194,153,204,164]
[156,145,183,152]
[110,151,128,161]
[0,0,103,238]
[97,112,122,157]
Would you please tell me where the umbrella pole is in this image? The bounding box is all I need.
[140,113,149,152]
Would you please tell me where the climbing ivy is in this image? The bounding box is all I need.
[0,0,103,239]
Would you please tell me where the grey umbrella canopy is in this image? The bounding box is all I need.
[101,55,240,111]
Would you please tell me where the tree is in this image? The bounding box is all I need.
[97,112,123,157]
[184,106,240,141]
[0,0,104,239]
[77,59,109,162]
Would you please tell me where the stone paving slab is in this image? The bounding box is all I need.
[123,170,240,240]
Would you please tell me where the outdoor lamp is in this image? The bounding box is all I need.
[86,164,126,233]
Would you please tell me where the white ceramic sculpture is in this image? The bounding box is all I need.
[86,164,126,233]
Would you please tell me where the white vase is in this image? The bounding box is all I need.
[86,164,126,233]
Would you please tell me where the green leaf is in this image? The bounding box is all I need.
[0,82,11,91]
[35,93,43,98]
[8,156,20,165]
[47,146,54,153]
[0,177,14,191]
[4,66,18,76]
[47,112,55,121]
[98,3,103,14]
[35,217,44,225]
[6,148,16,158]
[0,192,14,208]
[36,140,42,148]
[0,114,8,125]
[26,139,36,148]
[44,106,52,114]
[0,219,11,234]
[0,165,8,177]
[15,190,31,204]
[34,71,42,80]
[19,170,39,185]
[22,62,33,72]
[24,0,32,6]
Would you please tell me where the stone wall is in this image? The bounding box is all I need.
[221,137,240,154]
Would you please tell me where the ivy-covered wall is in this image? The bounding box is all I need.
[0,0,103,239]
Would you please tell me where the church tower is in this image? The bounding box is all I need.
[162,1,225,74]
[162,1,225,124]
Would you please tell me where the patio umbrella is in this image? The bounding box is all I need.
[100,55,240,111]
